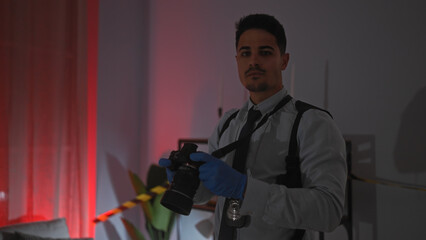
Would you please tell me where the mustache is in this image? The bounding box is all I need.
[245,67,266,75]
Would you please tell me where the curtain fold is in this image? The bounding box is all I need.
[0,0,94,237]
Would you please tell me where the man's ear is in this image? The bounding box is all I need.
[281,53,290,70]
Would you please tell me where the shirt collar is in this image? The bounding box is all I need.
[248,88,288,116]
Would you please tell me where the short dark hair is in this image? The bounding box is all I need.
[235,14,287,54]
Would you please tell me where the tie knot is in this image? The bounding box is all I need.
[247,108,261,124]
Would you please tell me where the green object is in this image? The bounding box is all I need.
[128,170,153,222]
[123,165,175,240]
[151,192,174,232]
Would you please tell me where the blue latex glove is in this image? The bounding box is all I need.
[158,158,175,183]
[190,152,247,199]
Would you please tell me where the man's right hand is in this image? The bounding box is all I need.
[158,158,175,183]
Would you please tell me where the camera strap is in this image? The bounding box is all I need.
[211,94,292,159]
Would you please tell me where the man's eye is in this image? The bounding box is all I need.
[260,51,272,56]
[241,51,251,57]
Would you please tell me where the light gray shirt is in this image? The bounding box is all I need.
[195,88,347,240]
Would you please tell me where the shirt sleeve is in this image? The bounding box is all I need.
[240,109,347,232]
[193,109,239,204]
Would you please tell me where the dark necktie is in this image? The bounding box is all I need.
[218,107,262,240]
[232,108,262,172]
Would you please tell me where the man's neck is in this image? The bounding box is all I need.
[249,86,283,105]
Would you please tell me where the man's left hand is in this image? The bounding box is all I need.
[190,152,247,199]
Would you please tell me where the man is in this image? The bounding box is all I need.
[160,14,347,240]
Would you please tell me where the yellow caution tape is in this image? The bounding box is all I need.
[350,174,426,192]
[93,184,168,223]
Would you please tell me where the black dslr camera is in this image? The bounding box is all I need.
[160,143,203,215]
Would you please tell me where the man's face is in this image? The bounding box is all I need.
[236,29,289,102]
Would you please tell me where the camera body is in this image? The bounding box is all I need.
[160,143,203,215]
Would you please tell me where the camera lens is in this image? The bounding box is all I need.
[161,143,200,215]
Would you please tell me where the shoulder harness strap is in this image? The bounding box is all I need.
[287,101,332,161]
[278,100,332,187]
[278,101,332,240]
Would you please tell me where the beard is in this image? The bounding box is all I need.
[245,81,269,92]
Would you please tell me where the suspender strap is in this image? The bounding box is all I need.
[212,95,292,159]
[281,100,332,240]
[288,101,332,158]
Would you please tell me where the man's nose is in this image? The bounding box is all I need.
[249,53,260,67]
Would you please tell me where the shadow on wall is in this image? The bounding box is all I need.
[102,221,121,240]
[394,86,426,175]
[106,152,136,210]
[103,153,140,239]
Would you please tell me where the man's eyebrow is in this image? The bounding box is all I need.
[259,46,275,51]
[238,46,250,52]
[238,45,275,52]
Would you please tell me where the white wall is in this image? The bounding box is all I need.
[96,0,150,239]
[97,0,426,239]
[148,1,426,240]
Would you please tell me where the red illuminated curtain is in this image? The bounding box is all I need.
[0,0,97,237]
